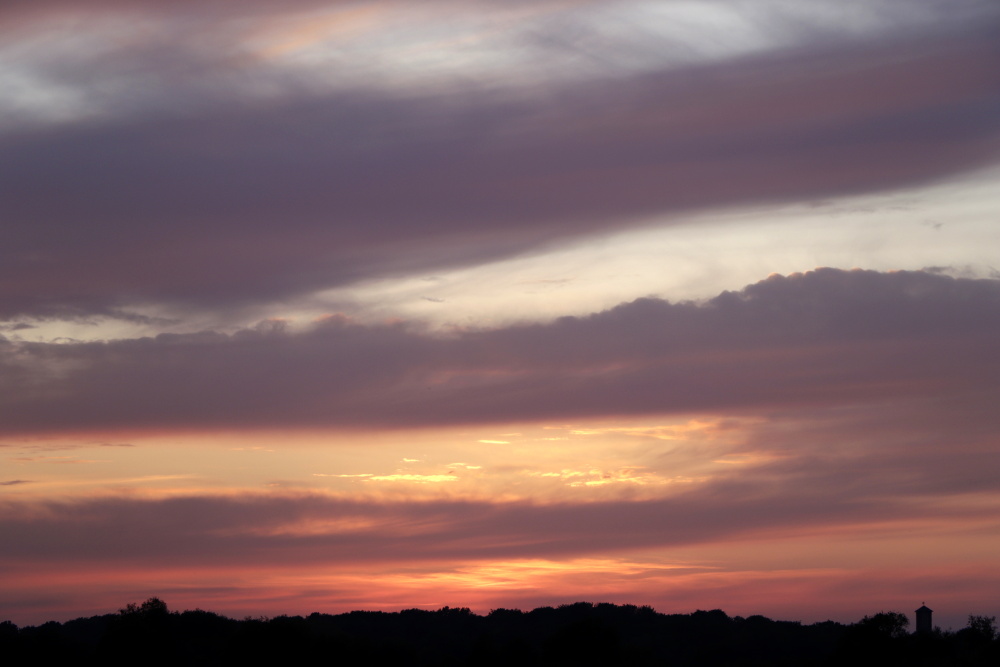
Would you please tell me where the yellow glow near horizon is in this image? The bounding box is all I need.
[1,416,750,504]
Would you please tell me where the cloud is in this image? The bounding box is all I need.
[11,456,107,465]
[315,473,374,478]
[1,3,998,319]
[0,480,33,486]
[0,489,897,566]
[365,474,458,484]
[0,269,997,435]
[1,429,994,568]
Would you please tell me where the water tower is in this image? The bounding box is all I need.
[915,604,933,634]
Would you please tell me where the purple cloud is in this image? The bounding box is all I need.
[1,7,998,318]
[1,269,997,434]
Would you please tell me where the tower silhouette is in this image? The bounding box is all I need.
[915,603,933,634]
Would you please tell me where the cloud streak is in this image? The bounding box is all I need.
[2,405,996,568]
[1,269,997,434]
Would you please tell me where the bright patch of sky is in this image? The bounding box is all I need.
[3,0,993,129]
[0,418,735,503]
[316,168,998,330]
[246,0,998,86]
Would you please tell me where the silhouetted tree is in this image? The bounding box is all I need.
[119,596,169,618]
[16,599,1000,666]
[837,610,910,665]
[856,610,909,639]
[965,614,997,641]
[100,597,178,666]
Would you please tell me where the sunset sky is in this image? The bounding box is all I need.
[2,0,1000,630]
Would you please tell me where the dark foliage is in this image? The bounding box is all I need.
[2,599,998,666]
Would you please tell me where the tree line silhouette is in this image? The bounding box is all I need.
[2,598,997,666]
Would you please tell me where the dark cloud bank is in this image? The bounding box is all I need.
[2,268,998,434]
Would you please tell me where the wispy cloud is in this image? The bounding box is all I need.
[11,456,109,465]
[366,474,458,484]
[314,473,374,478]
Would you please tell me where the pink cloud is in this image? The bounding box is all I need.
[2,491,997,627]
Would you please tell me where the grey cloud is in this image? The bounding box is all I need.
[1,12,998,318]
[0,269,997,434]
[0,0,348,22]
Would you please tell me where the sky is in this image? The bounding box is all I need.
[1,0,999,631]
